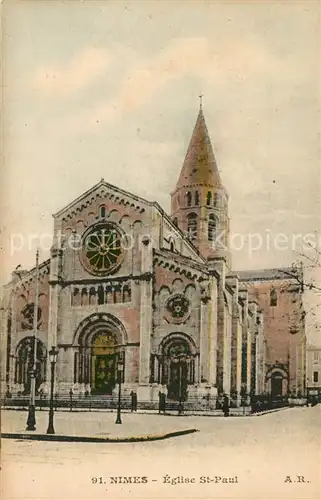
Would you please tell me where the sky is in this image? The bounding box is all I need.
[1,0,320,338]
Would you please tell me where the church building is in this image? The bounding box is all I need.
[0,105,305,406]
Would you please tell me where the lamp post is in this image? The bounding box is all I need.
[26,249,40,431]
[46,346,59,435]
[115,356,124,424]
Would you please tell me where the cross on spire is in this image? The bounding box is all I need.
[199,94,203,110]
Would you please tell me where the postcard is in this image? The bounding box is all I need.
[1,1,320,499]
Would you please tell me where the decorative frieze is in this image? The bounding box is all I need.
[71,281,132,307]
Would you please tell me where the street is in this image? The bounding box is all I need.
[1,406,320,500]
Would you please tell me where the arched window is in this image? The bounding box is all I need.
[195,191,199,205]
[187,213,197,240]
[114,286,121,304]
[15,337,47,395]
[98,285,105,305]
[206,191,212,206]
[73,288,81,307]
[99,205,106,218]
[213,193,218,207]
[173,217,178,226]
[89,287,96,306]
[186,191,192,207]
[170,241,175,252]
[270,288,278,307]
[122,285,131,303]
[208,214,217,242]
[81,288,88,306]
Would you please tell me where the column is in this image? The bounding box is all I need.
[199,300,208,382]
[46,246,62,393]
[236,322,242,400]
[138,236,153,401]
[255,333,260,394]
[246,330,252,394]
[208,277,218,386]
[195,354,200,383]
[0,291,10,395]
[223,310,232,395]
[10,290,18,393]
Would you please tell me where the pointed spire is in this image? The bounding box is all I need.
[176,104,222,188]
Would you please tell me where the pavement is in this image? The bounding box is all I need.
[2,405,320,500]
[1,409,198,442]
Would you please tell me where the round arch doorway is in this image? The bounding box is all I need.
[159,333,197,401]
[266,366,288,400]
[74,314,126,395]
[271,371,284,399]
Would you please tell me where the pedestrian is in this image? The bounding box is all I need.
[158,391,163,414]
[161,392,166,413]
[223,394,229,417]
[130,391,137,412]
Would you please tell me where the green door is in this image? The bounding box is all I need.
[94,354,116,394]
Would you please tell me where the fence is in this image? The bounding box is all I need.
[1,393,289,415]
[250,395,289,413]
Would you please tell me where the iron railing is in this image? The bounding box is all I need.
[1,393,289,414]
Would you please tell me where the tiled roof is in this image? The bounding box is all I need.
[236,267,299,282]
[175,107,222,189]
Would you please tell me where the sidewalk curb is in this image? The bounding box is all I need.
[1,428,198,443]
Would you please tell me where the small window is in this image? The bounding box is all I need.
[187,213,197,240]
[206,191,212,206]
[313,352,319,363]
[100,205,106,218]
[270,288,277,307]
[170,241,175,252]
[313,371,319,383]
[186,192,192,207]
[172,217,178,226]
[208,214,217,242]
[195,191,199,205]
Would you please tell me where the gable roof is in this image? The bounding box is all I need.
[53,178,153,218]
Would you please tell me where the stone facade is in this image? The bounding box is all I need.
[0,107,305,405]
[237,269,306,397]
[306,345,321,401]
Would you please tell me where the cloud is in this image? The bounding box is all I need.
[64,34,301,135]
[31,47,112,96]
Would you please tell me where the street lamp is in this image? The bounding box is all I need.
[46,346,59,435]
[26,249,40,431]
[115,356,124,424]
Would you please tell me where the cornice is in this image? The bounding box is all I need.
[153,249,207,280]
[49,272,153,287]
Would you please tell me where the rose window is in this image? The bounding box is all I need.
[81,223,124,276]
[166,294,190,323]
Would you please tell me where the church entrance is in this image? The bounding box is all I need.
[74,313,126,395]
[160,334,196,401]
[168,357,188,401]
[91,333,118,395]
[271,371,283,399]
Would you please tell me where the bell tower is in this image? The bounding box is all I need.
[171,101,231,267]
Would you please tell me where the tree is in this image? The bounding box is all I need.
[281,243,321,334]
